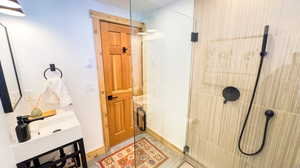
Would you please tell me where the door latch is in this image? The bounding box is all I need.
[107,95,118,100]
[122,47,128,53]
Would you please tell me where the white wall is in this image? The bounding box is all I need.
[0,0,130,152]
[142,0,194,149]
[0,0,193,157]
[0,101,16,168]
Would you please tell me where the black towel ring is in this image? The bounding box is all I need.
[43,64,63,80]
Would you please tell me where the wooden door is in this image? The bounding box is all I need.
[100,21,134,147]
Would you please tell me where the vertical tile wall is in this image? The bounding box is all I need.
[187,0,300,167]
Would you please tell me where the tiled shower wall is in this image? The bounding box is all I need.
[187,0,300,167]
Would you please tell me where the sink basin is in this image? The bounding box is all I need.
[31,111,79,137]
[10,109,83,163]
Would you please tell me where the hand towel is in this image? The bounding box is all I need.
[40,77,72,109]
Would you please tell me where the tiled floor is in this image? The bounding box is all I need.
[87,133,185,168]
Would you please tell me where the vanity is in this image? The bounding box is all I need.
[0,23,88,168]
[10,109,87,168]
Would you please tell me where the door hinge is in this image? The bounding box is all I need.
[183,145,190,154]
[191,32,199,42]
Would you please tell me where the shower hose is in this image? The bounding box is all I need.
[238,25,275,156]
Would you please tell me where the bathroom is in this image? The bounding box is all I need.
[0,0,299,167]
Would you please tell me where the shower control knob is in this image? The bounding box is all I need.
[265,110,275,119]
[222,86,240,104]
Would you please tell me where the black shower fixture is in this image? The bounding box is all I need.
[238,25,275,156]
[222,86,240,104]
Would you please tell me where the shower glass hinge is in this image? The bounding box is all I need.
[183,145,190,154]
[191,32,199,42]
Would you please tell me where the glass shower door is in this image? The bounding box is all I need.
[130,0,195,167]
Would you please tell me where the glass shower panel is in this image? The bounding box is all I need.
[187,0,300,168]
[130,0,195,167]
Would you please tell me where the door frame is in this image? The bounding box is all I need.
[90,10,144,152]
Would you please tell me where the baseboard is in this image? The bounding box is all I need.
[146,128,183,154]
[86,147,106,161]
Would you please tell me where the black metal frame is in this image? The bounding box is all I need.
[0,23,22,113]
[16,138,88,168]
[0,62,13,112]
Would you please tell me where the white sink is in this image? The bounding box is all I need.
[10,110,83,163]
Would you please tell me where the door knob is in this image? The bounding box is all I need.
[107,95,118,100]
[122,47,128,53]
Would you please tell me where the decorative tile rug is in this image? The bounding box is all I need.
[98,138,168,168]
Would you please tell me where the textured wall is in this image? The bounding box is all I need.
[187,0,300,167]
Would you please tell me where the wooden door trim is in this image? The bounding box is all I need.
[91,11,144,152]
[90,10,144,28]
[91,17,110,152]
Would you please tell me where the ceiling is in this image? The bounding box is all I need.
[96,0,178,16]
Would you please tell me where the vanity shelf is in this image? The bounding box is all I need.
[9,110,85,168]
[16,139,87,168]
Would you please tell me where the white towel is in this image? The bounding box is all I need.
[40,77,72,109]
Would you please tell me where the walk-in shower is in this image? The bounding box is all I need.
[130,0,300,167]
